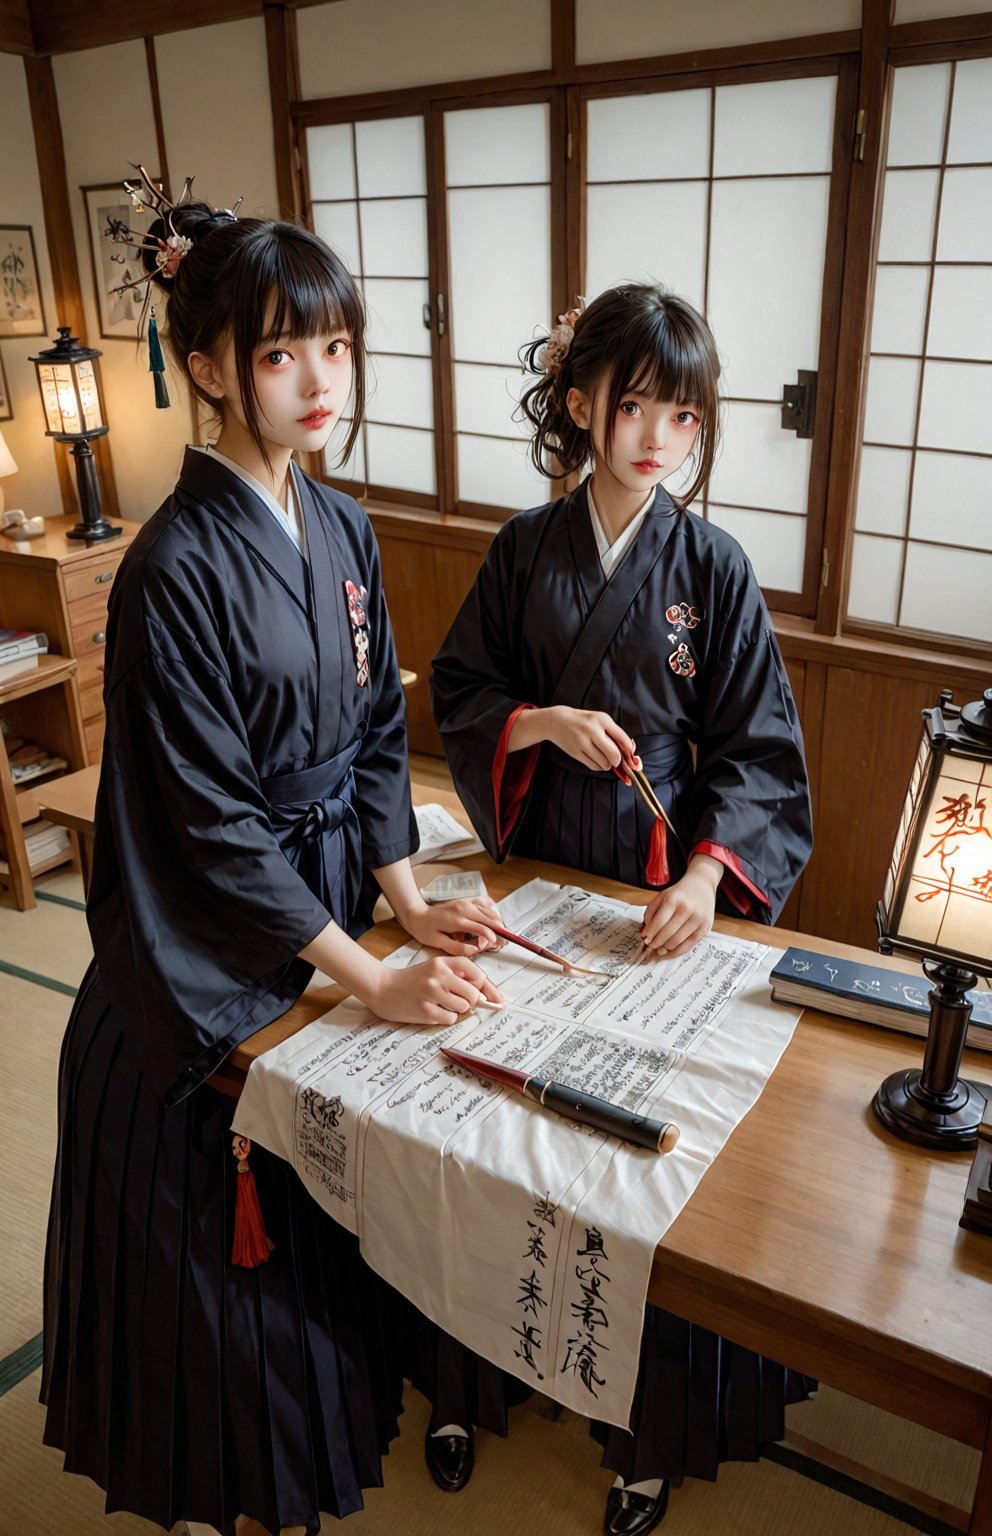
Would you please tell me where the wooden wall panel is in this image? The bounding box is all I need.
[0,0,30,53]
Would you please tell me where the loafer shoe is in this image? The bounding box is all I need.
[603,1482,670,1535]
[424,1427,474,1492]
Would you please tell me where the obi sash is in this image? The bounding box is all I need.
[262,740,362,931]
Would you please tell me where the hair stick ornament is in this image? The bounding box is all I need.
[147,306,169,409]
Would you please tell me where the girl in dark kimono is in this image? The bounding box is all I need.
[429,285,815,1535]
[41,189,504,1536]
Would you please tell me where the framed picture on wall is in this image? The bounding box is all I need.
[0,349,12,421]
[83,180,162,340]
[0,225,46,338]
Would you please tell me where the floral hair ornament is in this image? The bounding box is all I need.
[537,298,586,375]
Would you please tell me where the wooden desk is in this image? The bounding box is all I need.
[34,762,101,894]
[222,782,992,1533]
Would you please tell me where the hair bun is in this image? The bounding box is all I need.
[142,201,239,290]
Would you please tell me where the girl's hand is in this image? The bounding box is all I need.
[401,895,505,957]
[546,706,636,774]
[371,955,504,1026]
[640,855,722,958]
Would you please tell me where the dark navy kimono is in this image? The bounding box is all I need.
[432,481,811,922]
[430,482,815,1484]
[42,449,416,1535]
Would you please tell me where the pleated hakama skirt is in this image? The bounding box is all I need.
[41,962,403,1536]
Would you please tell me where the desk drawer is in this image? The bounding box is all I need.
[79,679,104,722]
[76,650,106,697]
[63,550,126,604]
[85,715,104,764]
[69,591,111,659]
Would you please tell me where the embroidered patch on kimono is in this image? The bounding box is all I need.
[343,579,370,687]
[668,643,696,679]
[665,601,702,632]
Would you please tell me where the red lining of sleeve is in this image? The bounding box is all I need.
[693,840,770,918]
[493,703,539,854]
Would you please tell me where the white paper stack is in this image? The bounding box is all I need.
[411,802,484,865]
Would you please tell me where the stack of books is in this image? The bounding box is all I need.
[3,734,68,785]
[769,947,992,1054]
[0,818,72,875]
[0,628,49,676]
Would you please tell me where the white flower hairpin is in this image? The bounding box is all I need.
[538,298,586,375]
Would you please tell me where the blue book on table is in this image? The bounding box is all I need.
[769,947,992,1052]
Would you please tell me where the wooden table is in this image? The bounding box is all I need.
[222,782,992,1534]
[34,762,101,895]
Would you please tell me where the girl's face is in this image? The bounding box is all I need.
[568,382,702,497]
[197,322,354,458]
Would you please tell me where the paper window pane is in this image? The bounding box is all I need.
[900,540,992,643]
[886,64,951,167]
[919,361,992,455]
[307,123,356,200]
[445,103,549,185]
[936,169,992,261]
[584,182,708,314]
[586,91,710,182]
[367,424,435,496]
[870,266,929,356]
[312,202,360,277]
[946,58,992,164]
[454,363,530,440]
[709,177,829,399]
[363,279,431,357]
[847,533,903,625]
[457,432,549,508]
[855,446,912,536]
[448,186,550,365]
[367,354,434,430]
[706,506,806,592]
[713,76,836,177]
[910,451,992,551]
[360,198,429,278]
[927,268,992,361]
[877,170,940,262]
[324,417,365,483]
[355,116,426,197]
[708,402,812,514]
[862,357,921,446]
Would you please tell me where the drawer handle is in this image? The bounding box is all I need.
[92,630,106,645]
[94,571,113,585]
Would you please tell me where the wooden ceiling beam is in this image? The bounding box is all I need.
[0,0,31,54]
[24,0,337,57]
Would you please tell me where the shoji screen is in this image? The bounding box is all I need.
[584,74,839,603]
[848,57,992,645]
[307,115,437,500]
[444,102,552,513]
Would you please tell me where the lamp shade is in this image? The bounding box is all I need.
[29,327,107,441]
[0,427,16,479]
[878,691,992,977]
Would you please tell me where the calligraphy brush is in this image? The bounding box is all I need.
[441,1046,680,1154]
[487,922,609,978]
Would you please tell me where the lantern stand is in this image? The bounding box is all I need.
[29,327,121,543]
[873,688,992,1151]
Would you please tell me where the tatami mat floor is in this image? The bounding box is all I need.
[0,761,979,1535]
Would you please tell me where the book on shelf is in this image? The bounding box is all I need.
[0,629,48,662]
[0,818,72,875]
[0,653,40,677]
[769,946,992,1054]
[9,753,68,784]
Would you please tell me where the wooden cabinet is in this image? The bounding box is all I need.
[0,515,140,764]
[0,654,88,909]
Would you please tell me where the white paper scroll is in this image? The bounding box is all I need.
[235,879,799,1428]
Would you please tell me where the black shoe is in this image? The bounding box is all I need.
[603,1482,670,1536]
[424,1427,475,1492]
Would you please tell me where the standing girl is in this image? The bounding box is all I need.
[430,284,814,1533]
[41,180,503,1536]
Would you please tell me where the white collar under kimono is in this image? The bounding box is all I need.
[587,483,655,579]
[191,443,307,555]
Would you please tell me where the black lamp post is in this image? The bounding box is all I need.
[873,688,992,1150]
[30,327,121,542]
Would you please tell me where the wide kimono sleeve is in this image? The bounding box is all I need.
[88,554,334,1105]
[689,567,813,924]
[430,520,540,860]
[352,521,419,869]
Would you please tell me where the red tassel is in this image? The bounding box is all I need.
[645,817,669,887]
[231,1135,275,1267]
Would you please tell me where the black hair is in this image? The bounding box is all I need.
[518,284,721,507]
[145,202,366,467]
